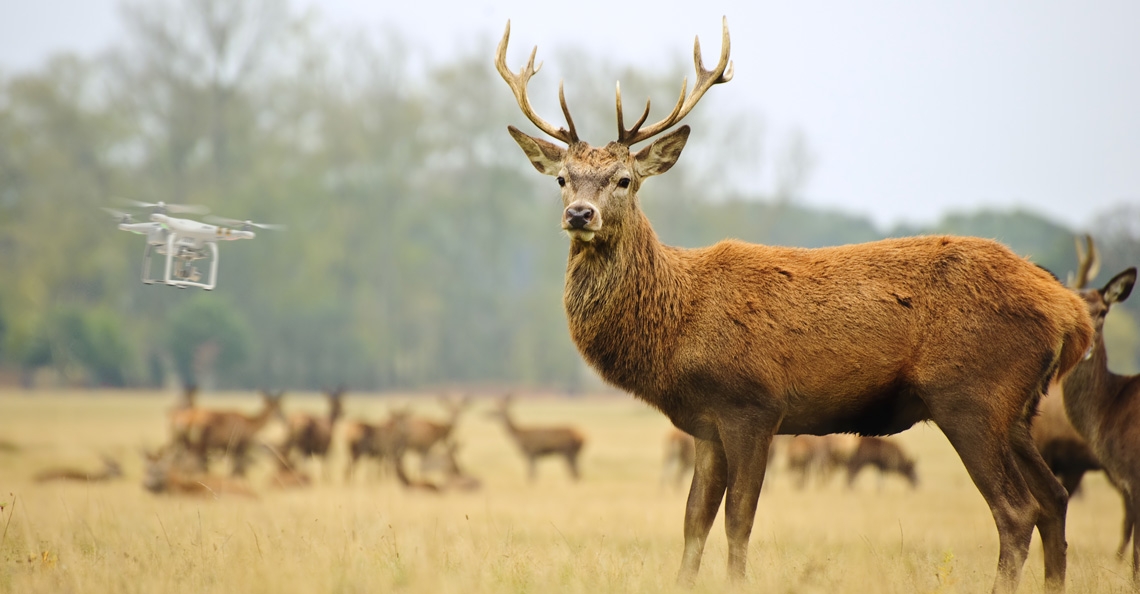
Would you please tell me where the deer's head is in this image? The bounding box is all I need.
[497,19,733,246]
[1081,267,1136,342]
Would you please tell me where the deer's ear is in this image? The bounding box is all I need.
[508,126,565,175]
[634,125,690,178]
[1103,267,1137,305]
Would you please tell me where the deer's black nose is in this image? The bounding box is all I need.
[565,205,595,229]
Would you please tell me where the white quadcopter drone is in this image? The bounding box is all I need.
[105,201,282,290]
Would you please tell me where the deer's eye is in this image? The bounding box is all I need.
[617,177,631,189]
[556,176,566,187]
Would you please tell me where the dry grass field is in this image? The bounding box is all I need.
[0,389,1133,593]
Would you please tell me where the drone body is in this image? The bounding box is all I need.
[109,202,276,290]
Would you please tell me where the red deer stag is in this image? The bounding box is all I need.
[1060,266,1140,575]
[489,396,585,482]
[175,390,283,476]
[279,387,344,480]
[845,437,918,489]
[662,428,696,489]
[34,456,123,483]
[497,18,1092,593]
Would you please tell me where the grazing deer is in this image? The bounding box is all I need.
[662,428,696,489]
[177,390,283,476]
[845,437,918,489]
[1060,266,1140,573]
[497,18,1092,592]
[141,447,257,499]
[278,387,344,480]
[34,456,123,483]
[343,408,410,482]
[785,434,861,489]
[489,396,585,482]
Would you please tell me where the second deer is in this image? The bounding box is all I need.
[1059,264,1140,575]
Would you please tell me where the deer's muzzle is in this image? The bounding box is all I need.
[563,202,601,242]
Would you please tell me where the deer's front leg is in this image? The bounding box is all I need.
[719,411,779,581]
[677,434,727,586]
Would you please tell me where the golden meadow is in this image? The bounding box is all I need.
[0,390,1131,593]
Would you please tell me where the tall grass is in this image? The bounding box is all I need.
[0,391,1131,593]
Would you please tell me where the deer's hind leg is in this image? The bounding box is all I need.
[1010,420,1068,593]
[930,393,1040,594]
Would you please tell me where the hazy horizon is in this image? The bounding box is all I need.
[3,0,1138,229]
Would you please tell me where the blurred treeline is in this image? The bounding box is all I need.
[0,0,1137,391]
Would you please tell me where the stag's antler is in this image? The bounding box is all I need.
[495,21,579,144]
[1070,234,1101,289]
[617,17,734,146]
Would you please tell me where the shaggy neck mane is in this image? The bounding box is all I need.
[563,208,686,398]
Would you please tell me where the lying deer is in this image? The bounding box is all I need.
[172,390,283,476]
[845,437,918,489]
[141,447,257,499]
[497,17,1092,593]
[1060,266,1140,575]
[34,456,123,483]
[262,444,312,489]
[489,396,585,482]
[428,440,481,490]
[278,387,344,481]
[388,439,483,494]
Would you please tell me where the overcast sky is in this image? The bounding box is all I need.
[3,0,1138,229]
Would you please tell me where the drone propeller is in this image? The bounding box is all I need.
[205,215,286,231]
[125,200,209,215]
[101,207,134,224]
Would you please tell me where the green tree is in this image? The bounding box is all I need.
[166,295,251,388]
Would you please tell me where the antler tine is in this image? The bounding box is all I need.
[558,81,579,143]
[620,17,732,146]
[617,80,682,144]
[495,21,578,144]
[1072,234,1101,289]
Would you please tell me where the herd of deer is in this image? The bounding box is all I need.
[496,15,1139,592]
[135,390,595,496]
